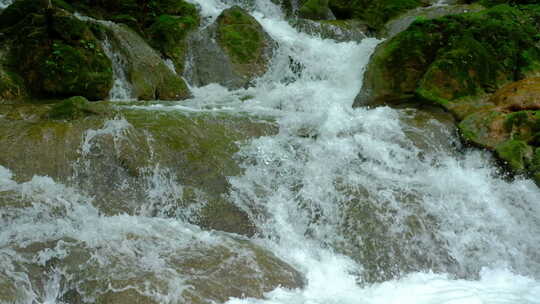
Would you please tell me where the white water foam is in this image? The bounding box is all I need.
[182,0,540,303]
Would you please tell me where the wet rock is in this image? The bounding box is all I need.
[103,23,191,100]
[354,5,540,109]
[186,6,276,89]
[291,18,369,42]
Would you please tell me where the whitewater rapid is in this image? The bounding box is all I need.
[183,0,540,303]
[1,0,540,303]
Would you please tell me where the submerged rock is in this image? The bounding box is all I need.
[354,5,540,109]
[0,226,303,304]
[186,6,276,89]
[0,103,277,235]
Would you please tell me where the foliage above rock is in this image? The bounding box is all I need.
[355,4,540,110]
[328,0,425,30]
[0,2,113,100]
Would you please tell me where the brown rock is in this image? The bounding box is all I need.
[491,77,540,112]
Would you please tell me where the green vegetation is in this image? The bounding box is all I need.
[328,0,424,30]
[0,2,113,100]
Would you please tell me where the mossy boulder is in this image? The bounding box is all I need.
[104,23,191,100]
[495,139,534,173]
[298,0,335,20]
[186,6,276,89]
[0,3,113,100]
[354,4,540,110]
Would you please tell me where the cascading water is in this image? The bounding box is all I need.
[74,14,135,101]
[1,0,540,303]
[0,0,13,9]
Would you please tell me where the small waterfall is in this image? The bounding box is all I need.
[74,13,135,101]
[100,37,135,101]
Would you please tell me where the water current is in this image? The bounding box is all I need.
[1,0,540,303]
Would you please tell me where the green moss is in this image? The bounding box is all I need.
[299,0,330,20]
[217,7,264,64]
[495,139,533,173]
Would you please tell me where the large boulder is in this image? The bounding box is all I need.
[354,5,540,111]
[0,3,113,100]
[186,6,276,89]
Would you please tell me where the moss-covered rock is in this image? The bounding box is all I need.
[354,4,540,109]
[495,139,534,173]
[187,6,276,89]
[457,78,540,182]
[0,3,113,100]
[48,96,100,120]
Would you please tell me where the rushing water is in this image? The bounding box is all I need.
[1,0,540,303]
